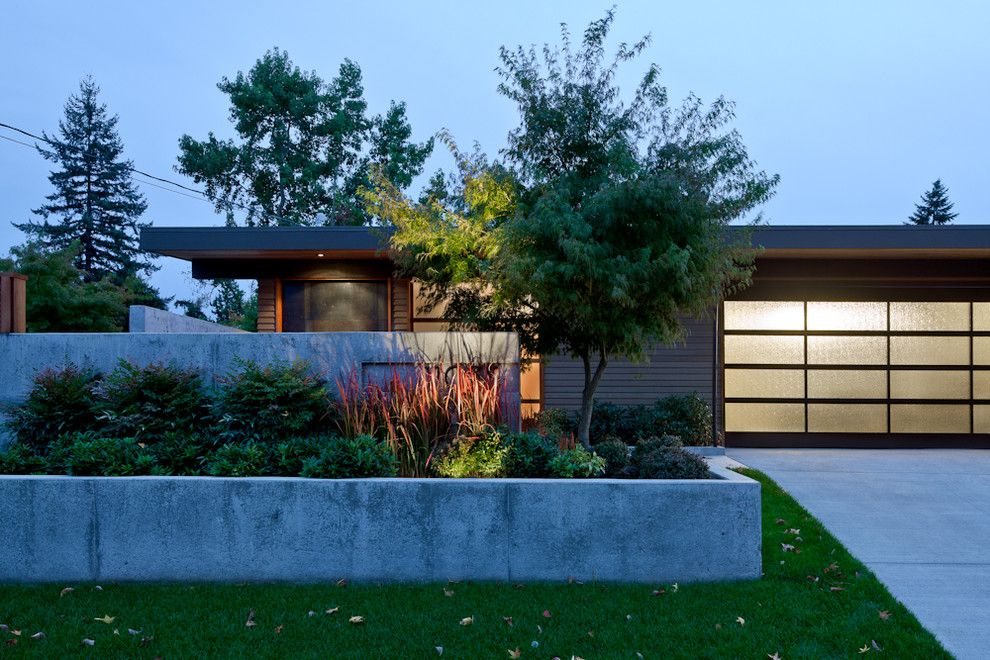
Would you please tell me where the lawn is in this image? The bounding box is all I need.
[0,469,948,659]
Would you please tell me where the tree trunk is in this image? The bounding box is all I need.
[576,348,608,448]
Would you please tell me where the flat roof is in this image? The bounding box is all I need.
[142,224,990,261]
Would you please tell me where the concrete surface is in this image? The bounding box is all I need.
[728,448,990,660]
[0,461,760,583]
[0,331,520,447]
[128,305,246,333]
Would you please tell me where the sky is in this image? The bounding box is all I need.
[1,0,988,304]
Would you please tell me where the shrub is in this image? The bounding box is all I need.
[505,432,559,477]
[273,436,327,476]
[214,359,329,443]
[97,361,212,443]
[636,446,709,480]
[205,442,273,477]
[7,364,101,451]
[593,438,629,477]
[655,394,713,446]
[533,407,572,439]
[588,394,713,445]
[436,432,509,478]
[46,432,155,476]
[148,433,210,476]
[300,435,397,478]
[631,435,683,470]
[548,446,606,478]
[0,443,47,474]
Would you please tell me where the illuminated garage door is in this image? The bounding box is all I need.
[723,301,990,436]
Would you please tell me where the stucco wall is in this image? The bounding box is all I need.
[0,462,760,583]
[128,305,247,333]
[0,332,519,447]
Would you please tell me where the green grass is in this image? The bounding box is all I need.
[0,469,949,659]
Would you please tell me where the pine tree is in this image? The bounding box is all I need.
[15,76,152,280]
[907,179,958,225]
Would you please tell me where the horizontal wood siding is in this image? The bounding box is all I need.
[257,279,277,333]
[542,316,715,411]
[391,279,411,331]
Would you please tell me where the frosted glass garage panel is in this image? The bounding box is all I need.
[974,337,990,365]
[974,406,990,433]
[807,369,887,399]
[890,336,969,365]
[890,404,970,433]
[806,302,887,331]
[725,403,804,432]
[723,301,804,331]
[890,370,970,400]
[724,369,804,399]
[974,303,990,331]
[890,302,969,331]
[807,336,886,365]
[974,372,990,399]
[808,404,887,433]
[723,335,804,364]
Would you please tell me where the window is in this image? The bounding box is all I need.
[281,281,388,332]
[724,300,987,435]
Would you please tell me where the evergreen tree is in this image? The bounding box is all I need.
[907,179,958,225]
[210,279,246,325]
[15,76,153,280]
[177,48,433,226]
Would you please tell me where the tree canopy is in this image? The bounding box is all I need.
[907,179,957,225]
[177,48,433,226]
[366,10,778,445]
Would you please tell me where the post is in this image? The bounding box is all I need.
[0,272,28,333]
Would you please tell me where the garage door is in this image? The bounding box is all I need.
[723,301,990,438]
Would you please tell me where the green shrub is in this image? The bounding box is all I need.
[655,394,713,445]
[273,436,327,476]
[148,433,210,476]
[205,442,273,477]
[632,434,683,469]
[300,435,397,478]
[97,361,212,443]
[548,446,606,478]
[636,446,709,479]
[7,364,102,451]
[0,443,47,474]
[589,394,713,445]
[533,408,572,439]
[213,359,329,443]
[436,432,509,478]
[46,432,155,476]
[593,437,629,476]
[505,432,559,477]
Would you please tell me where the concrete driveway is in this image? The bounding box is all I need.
[727,448,990,660]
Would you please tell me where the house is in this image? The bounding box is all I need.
[141,224,990,448]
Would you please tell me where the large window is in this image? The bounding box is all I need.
[724,301,990,434]
[281,281,388,332]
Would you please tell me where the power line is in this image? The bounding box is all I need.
[0,133,36,149]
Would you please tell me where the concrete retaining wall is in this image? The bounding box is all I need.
[0,462,760,583]
[128,305,247,333]
[0,332,520,447]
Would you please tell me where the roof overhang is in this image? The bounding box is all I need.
[140,226,390,260]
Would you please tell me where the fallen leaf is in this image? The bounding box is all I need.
[94,614,115,625]
[140,636,154,646]
[94,585,103,591]
[503,616,513,627]
[127,628,142,635]
[878,610,891,620]
[587,630,594,638]
[307,610,316,617]
[10,630,21,636]
[30,632,44,640]
[537,625,543,634]
[113,628,120,636]
[245,610,256,628]
[871,640,882,651]
[60,587,74,597]
[460,616,473,626]
[513,583,525,590]
[858,644,870,654]
[775,518,786,525]
[785,528,800,535]
[806,575,820,582]
[768,653,782,660]
[274,624,284,634]
[5,639,16,647]
[447,578,462,584]
[736,617,745,626]
[436,646,444,655]
[325,607,339,616]
[636,653,644,659]
[715,623,722,631]
[671,583,679,592]
[651,588,666,597]
[781,543,796,552]
[508,649,522,659]
[336,579,347,587]
[349,616,364,625]
[626,614,633,621]
[82,638,95,646]
[444,589,455,597]
[531,640,539,648]
[0,624,6,631]
[542,610,552,618]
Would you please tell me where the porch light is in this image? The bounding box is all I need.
[317,253,325,257]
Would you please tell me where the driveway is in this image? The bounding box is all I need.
[727,448,990,660]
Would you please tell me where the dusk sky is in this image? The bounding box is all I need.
[2,0,987,303]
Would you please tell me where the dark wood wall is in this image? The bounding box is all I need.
[541,316,716,411]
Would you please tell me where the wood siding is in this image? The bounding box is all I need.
[391,279,412,331]
[257,279,277,333]
[542,316,716,410]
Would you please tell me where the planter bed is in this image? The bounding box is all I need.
[0,460,759,584]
